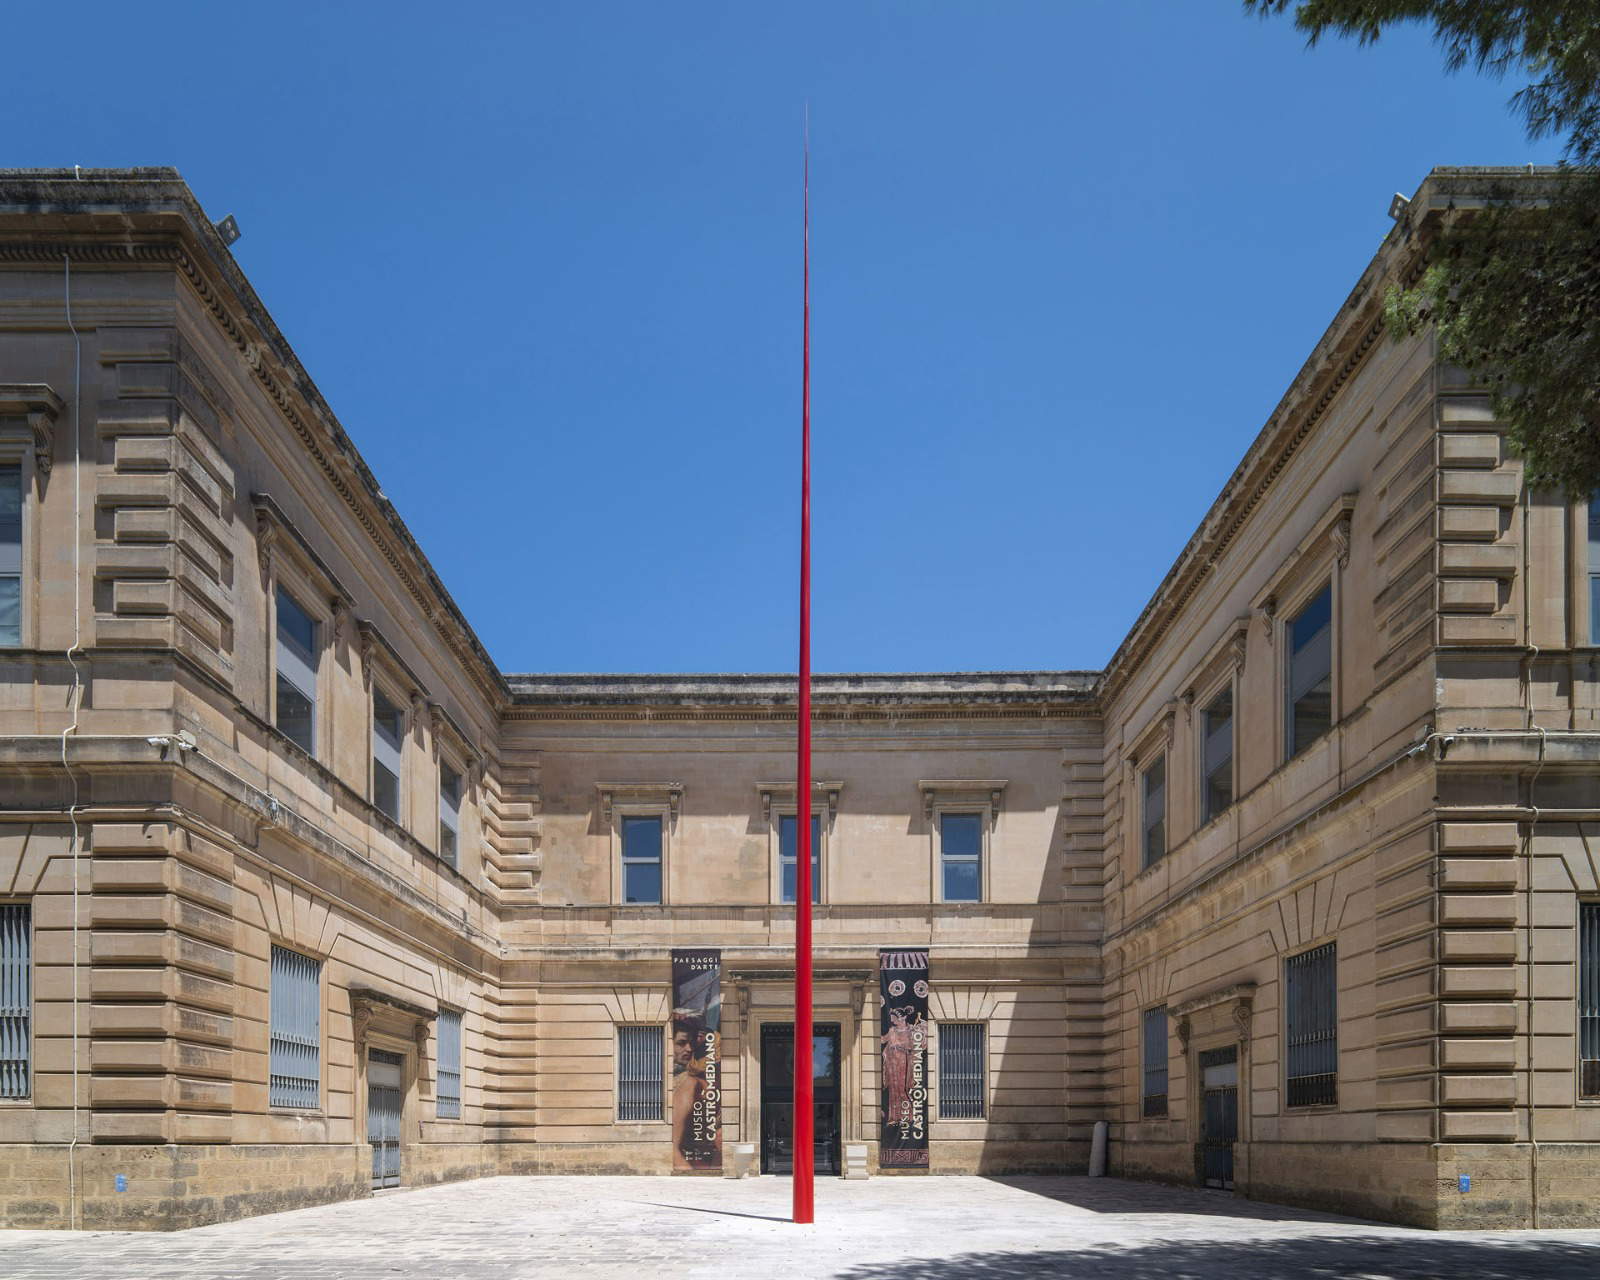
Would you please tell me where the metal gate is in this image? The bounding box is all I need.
[368,1049,403,1189]
[1198,1045,1237,1191]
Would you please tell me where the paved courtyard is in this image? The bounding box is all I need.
[3,1175,1600,1279]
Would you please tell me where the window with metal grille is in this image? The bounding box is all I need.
[439,762,461,868]
[1201,687,1234,823]
[1286,585,1333,759]
[617,1025,663,1121]
[1285,941,1337,1107]
[274,588,318,756]
[938,1023,985,1119]
[0,463,21,647]
[269,945,321,1109]
[621,815,662,904]
[940,812,983,903]
[437,1007,463,1119]
[0,903,29,1099]
[1141,755,1166,869]
[778,813,821,904]
[1581,903,1600,1098]
[1142,1006,1168,1117]
[372,687,404,821]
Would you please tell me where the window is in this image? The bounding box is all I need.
[617,1025,663,1120]
[1581,903,1600,1098]
[437,1007,462,1119]
[371,688,404,822]
[0,903,30,1099]
[938,1023,985,1119]
[274,588,318,756]
[269,945,321,1109]
[0,464,19,647]
[1285,941,1337,1107]
[439,763,462,868]
[940,812,982,902]
[1286,584,1333,758]
[1588,495,1600,644]
[1142,1006,1168,1117]
[621,815,662,904]
[778,813,821,904]
[1201,687,1234,823]
[1140,755,1166,869]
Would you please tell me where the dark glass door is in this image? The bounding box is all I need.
[760,1023,841,1175]
[1199,1045,1237,1191]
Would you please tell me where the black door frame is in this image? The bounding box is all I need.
[759,1022,842,1176]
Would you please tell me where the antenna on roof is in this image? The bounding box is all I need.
[214,215,242,248]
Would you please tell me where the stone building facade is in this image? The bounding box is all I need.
[0,167,1594,1230]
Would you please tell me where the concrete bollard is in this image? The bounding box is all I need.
[724,1143,758,1179]
[1088,1120,1108,1177]
[843,1144,869,1180]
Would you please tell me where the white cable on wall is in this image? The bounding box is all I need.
[60,251,84,1230]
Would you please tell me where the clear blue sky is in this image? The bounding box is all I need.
[10,2,1561,674]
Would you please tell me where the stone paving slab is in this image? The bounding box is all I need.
[2,1175,1599,1279]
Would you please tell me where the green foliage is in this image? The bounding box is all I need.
[1244,2,1600,163]
[1249,2,1600,494]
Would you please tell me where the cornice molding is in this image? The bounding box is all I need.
[0,383,63,477]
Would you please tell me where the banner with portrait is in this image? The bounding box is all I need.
[670,948,722,1172]
[878,948,929,1168]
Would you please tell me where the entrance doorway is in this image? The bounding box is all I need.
[759,1023,841,1175]
[368,1049,403,1189]
[1198,1045,1237,1191]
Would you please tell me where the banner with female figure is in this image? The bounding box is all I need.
[878,949,929,1168]
[670,948,722,1171]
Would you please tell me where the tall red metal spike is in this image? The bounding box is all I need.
[793,112,815,1226]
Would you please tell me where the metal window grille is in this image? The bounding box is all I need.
[437,1007,463,1119]
[939,1023,985,1119]
[1142,1006,1168,1117]
[1286,585,1333,758]
[1201,688,1234,823]
[0,463,21,647]
[778,813,821,904]
[1589,495,1600,644]
[0,903,29,1099]
[269,945,321,1109]
[617,1025,663,1120]
[1285,941,1337,1107]
[1581,903,1600,1097]
[1141,756,1166,868]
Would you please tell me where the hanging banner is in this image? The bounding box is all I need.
[879,948,930,1168]
[670,948,722,1172]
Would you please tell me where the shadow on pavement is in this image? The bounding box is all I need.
[982,1176,1370,1224]
[833,1234,1600,1280]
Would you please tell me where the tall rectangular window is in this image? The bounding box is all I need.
[1142,1006,1168,1117]
[617,1025,663,1120]
[1287,584,1333,758]
[274,588,318,756]
[1141,756,1166,869]
[0,464,20,647]
[621,815,662,904]
[779,813,821,904]
[0,903,30,1100]
[938,1023,985,1119]
[1201,687,1234,823]
[437,1007,463,1119]
[940,812,982,903]
[1588,495,1600,644]
[269,944,321,1109]
[1581,903,1600,1098]
[1285,941,1337,1107]
[438,763,461,868]
[371,688,404,821]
